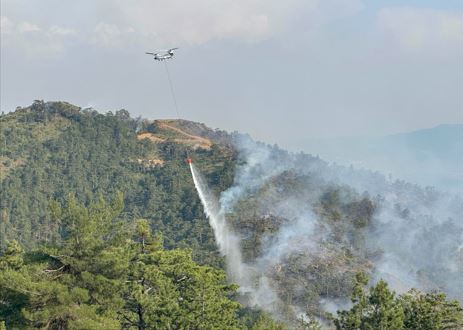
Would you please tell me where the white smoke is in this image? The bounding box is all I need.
[190,162,282,311]
[190,135,463,320]
[366,193,463,298]
[190,138,329,319]
[220,135,293,212]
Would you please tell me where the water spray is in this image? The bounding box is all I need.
[189,162,246,282]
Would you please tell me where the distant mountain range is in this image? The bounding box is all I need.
[300,124,463,194]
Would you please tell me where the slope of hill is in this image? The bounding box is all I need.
[0,101,235,267]
[1,101,463,325]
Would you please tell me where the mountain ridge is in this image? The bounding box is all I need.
[1,101,463,324]
[299,123,463,193]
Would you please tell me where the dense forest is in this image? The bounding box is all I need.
[0,101,236,267]
[1,101,462,329]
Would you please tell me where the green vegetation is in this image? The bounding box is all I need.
[0,195,242,329]
[227,174,376,320]
[0,101,233,268]
[334,273,463,329]
[1,102,462,328]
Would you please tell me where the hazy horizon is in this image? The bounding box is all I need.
[2,0,463,145]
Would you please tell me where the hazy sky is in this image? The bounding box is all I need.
[1,0,463,146]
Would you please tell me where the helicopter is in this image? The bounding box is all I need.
[145,48,179,61]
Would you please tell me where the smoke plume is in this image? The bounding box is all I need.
[191,134,463,320]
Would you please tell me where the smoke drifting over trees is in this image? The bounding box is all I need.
[1,103,462,327]
[192,134,463,320]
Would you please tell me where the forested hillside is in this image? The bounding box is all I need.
[0,101,235,267]
[1,101,462,329]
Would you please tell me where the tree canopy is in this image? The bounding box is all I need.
[2,102,463,329]
[0,196,242,329]
[334,273,463,330]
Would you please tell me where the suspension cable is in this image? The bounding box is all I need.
[163,61,180,119]
[163,60,190,158]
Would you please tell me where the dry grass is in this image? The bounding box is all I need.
[138,121,213,150]
[137,132,166,143]
[156,121,212,149]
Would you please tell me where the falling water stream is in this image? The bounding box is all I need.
[189,163,246,282]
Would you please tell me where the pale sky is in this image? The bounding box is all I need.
[1,0,463,146]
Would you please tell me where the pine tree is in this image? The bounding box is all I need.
[334,274,404,330]
[334,274,463,330]
[0,240,28,327]
[400,289,463,330]
[119,219,241,329]
[365,280,404,329]
[0,241,23,270]
[0,196,243,329]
